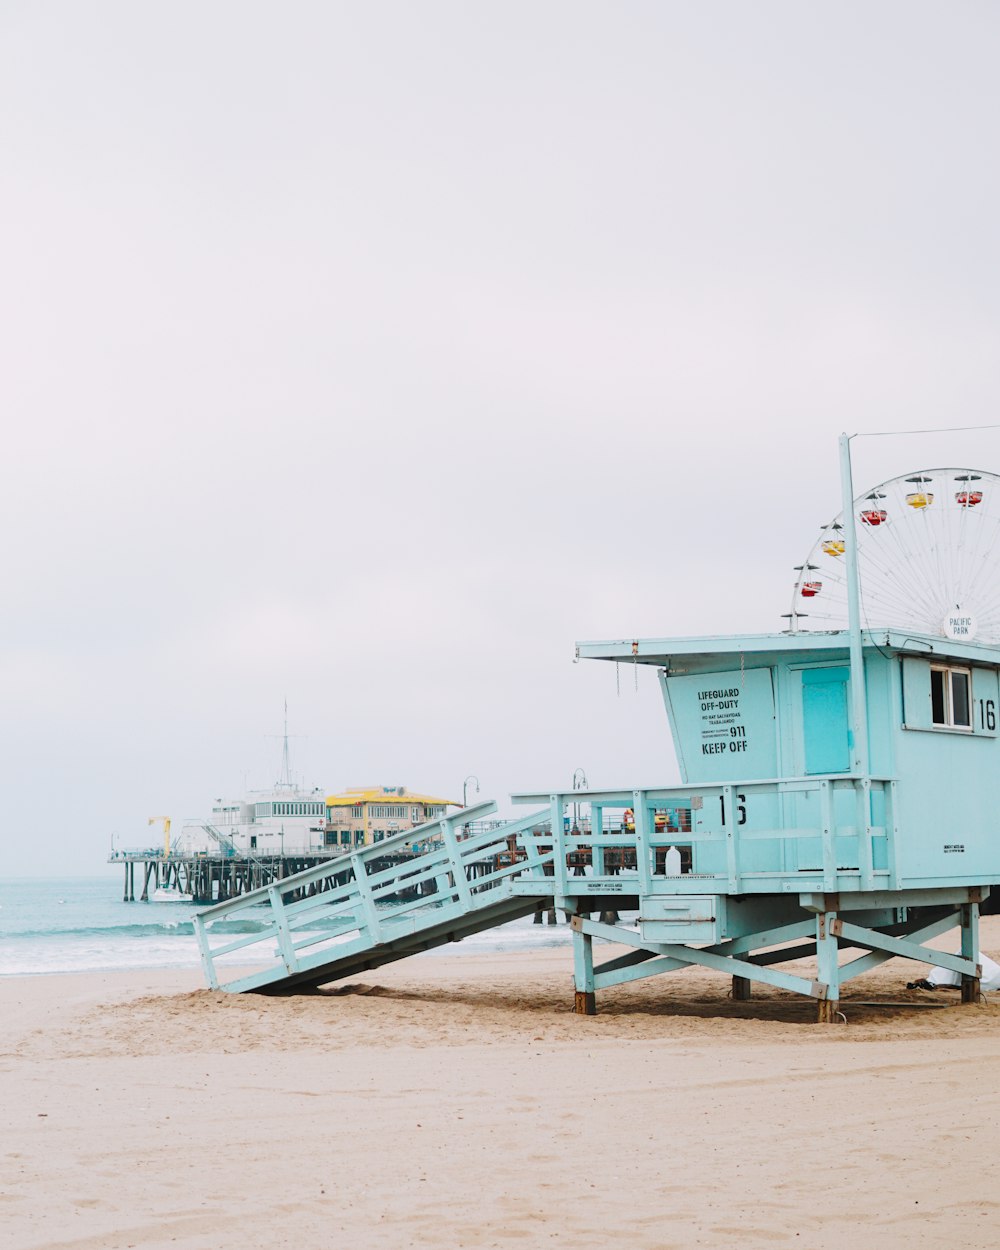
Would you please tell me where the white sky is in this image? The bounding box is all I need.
[3,2,999,874]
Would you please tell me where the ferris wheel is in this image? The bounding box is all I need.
[788,468,1000,645]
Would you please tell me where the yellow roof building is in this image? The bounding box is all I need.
[323,786,459,849]
[325,785,458,809]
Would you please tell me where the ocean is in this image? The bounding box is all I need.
[0,874,574,978]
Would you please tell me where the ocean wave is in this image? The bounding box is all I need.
[0,915,372,943]
[205,918,275,934]
[0,916,301,941]
[2,922,198,941]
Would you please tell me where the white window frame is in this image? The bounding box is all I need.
[930,664,973,730]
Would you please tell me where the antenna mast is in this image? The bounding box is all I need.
[280,698,292,789]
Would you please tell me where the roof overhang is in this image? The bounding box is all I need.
[575,629,1000,670]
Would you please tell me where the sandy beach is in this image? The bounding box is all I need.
[3,924,1000,1250]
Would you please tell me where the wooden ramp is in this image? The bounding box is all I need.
[193,802,555,993]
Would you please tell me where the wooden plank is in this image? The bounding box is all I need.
[834,918,977,977]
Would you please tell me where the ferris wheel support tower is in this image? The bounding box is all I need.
[840,432,870,778]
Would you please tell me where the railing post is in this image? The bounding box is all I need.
[551,795,568,896]
[591,804,604,876]
[440,817,474,910]
[855,776,874,889]
[193,915,219,990]
[722,784,739,892]
[820,780,836,893]
[886,780,900,889]
[350,854,382,945]
[635,790,652,894]
[266,884,299,975]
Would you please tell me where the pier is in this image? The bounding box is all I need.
[111,783,465,904]
[108,818,548,905]
[110,847,357,904]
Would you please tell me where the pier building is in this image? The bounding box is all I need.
[323,787,456,849]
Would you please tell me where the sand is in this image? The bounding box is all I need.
[3,923,1000,1250]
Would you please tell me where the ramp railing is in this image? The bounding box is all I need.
[194,801,553,991]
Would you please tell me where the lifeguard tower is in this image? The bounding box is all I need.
[559,625,995,1019]
[193,441,1000,1022]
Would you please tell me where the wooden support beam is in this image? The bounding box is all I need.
[816,998,839,1024]
[571,915,818,998]
[837,909,960,982]
[572,924,596,1015]
[833,917,976,978]
[960,902,981,1004]
[815,910,841,1023]
[732,976,752,1001]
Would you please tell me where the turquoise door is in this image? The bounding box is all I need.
[802,666,850,774]
[795,666,854,871]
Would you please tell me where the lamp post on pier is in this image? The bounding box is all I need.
[572,768,588,831]
[462,775,480,841]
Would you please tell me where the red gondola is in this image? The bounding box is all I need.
[860,509,888,526]
[956,490,983,507]
[801,581,822,597]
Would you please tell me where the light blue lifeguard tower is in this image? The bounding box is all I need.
[193,439,1000,1021]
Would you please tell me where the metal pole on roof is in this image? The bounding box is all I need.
[839,432,870,776]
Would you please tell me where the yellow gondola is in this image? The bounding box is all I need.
[906,492,934,509]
